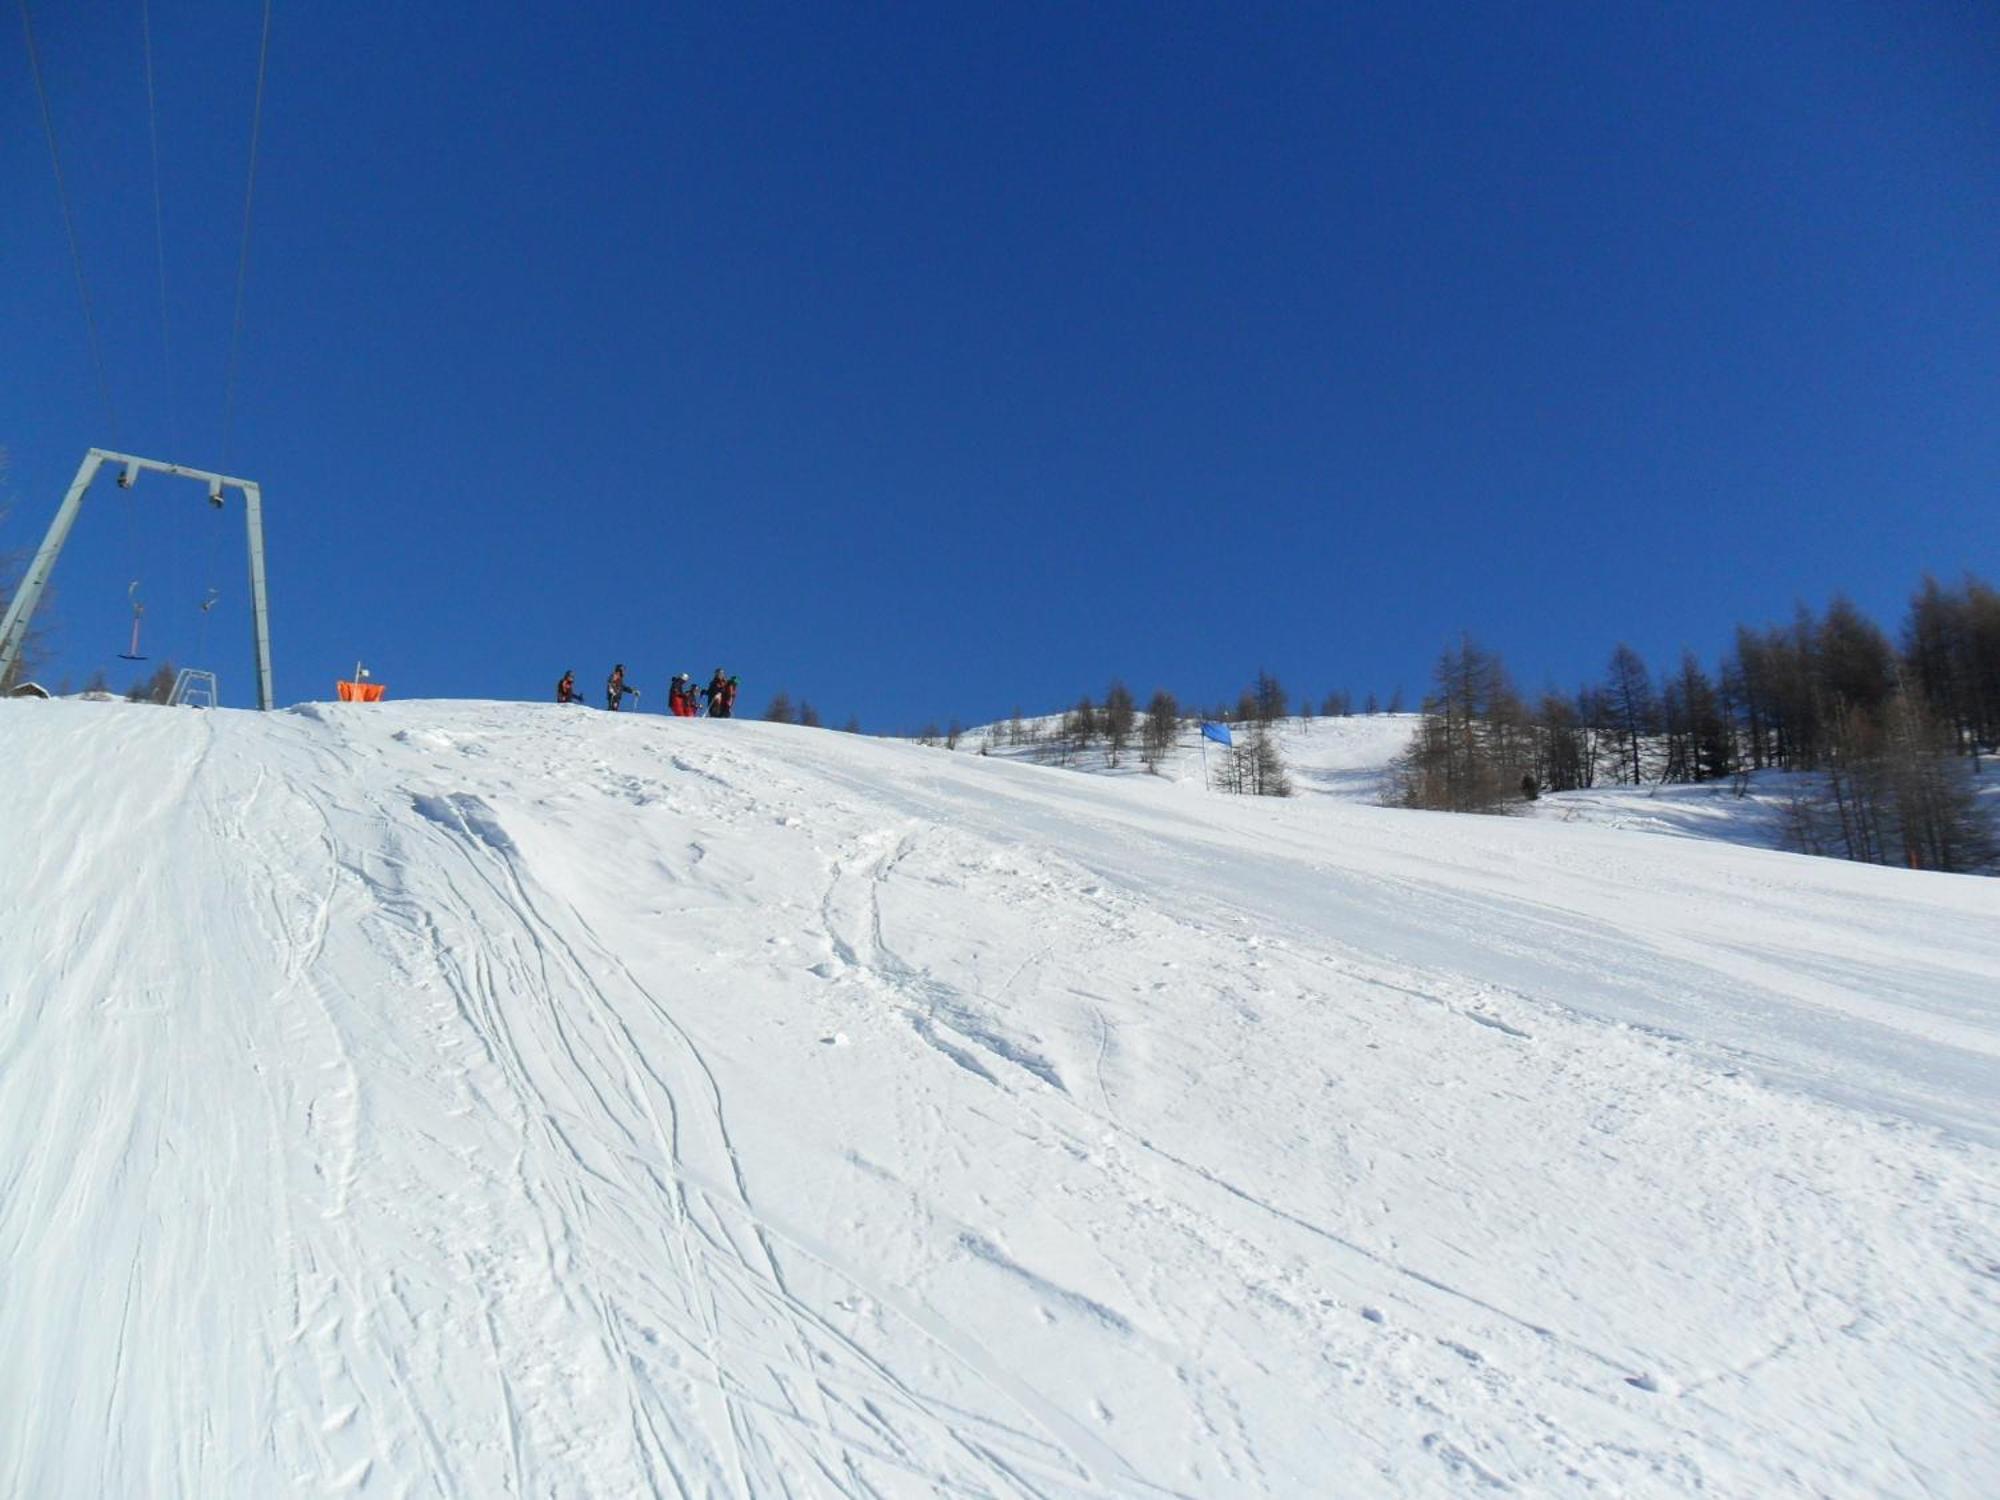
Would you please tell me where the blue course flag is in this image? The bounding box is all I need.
[1201,721,1234,747]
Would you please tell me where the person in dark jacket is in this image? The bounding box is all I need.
[556,670,579,704]
[703,669,729,718]
[607,664,636,711]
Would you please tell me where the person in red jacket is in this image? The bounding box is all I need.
[668,673,697,717]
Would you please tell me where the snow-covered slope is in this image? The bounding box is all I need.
[963,711,1418,804]
[2,698,1996,1498]
[980,711,2000,865]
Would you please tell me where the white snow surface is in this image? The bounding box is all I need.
[2,698,1997,1498]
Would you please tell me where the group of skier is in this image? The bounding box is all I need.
[555,666,739,717]
[671,670,740,717]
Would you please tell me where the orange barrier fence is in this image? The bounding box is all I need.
[336,681,386,703]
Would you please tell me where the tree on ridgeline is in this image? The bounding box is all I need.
[1210,739,1243,794]
[1773,608,1827,770]
[1659,652,1731,784]
[1722,628,1770,770]
[764,691,797,724]
[798,701,822,728]
[1061,696,1099,764]
[1140,690,1180,773]
[1103,681,1137,767]
[1818,596,1897,724]
[1905,574,2000,763]
[1878,686,1994,869]
[1248,725,1292,796]
[1531,689,1593,793]
[1251,670,1288,726]
[1727,617,1819,772]
[1794,684,1993,872]
[1817,699,1890,864]
[1207,722,1292,797]
[1603,644,1656,785]
[1390,636,1524,813]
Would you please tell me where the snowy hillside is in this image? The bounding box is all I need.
[975,711,2000,863]
[965,712,1420,805]
[3,698,1997,1498]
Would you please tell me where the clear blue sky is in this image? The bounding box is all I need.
[6,2,1997,727]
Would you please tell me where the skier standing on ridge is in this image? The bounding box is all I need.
[606,664,637,711]
[556,670,579,704]
[668,673,697,717]
[703,668,730,718]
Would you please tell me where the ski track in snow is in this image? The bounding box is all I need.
[2,698,1997,1498]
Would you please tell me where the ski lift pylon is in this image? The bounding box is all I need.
[0,449,274,708]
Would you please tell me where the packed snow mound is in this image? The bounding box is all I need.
[2,698,1997,1498]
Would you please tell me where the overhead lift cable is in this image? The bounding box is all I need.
[18,0,121,441]
[142,0,229,666]
[219,0,275,469]
[141,0,181,450]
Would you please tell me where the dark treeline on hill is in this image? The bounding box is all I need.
[1393,574,1999,874]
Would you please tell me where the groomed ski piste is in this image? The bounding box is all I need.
[2,698,1996,1498]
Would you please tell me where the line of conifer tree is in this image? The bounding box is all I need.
[1391,574,1998,872]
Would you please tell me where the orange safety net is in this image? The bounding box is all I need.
[336,680,386,703]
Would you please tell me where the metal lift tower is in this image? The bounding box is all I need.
[0,449,274,709]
